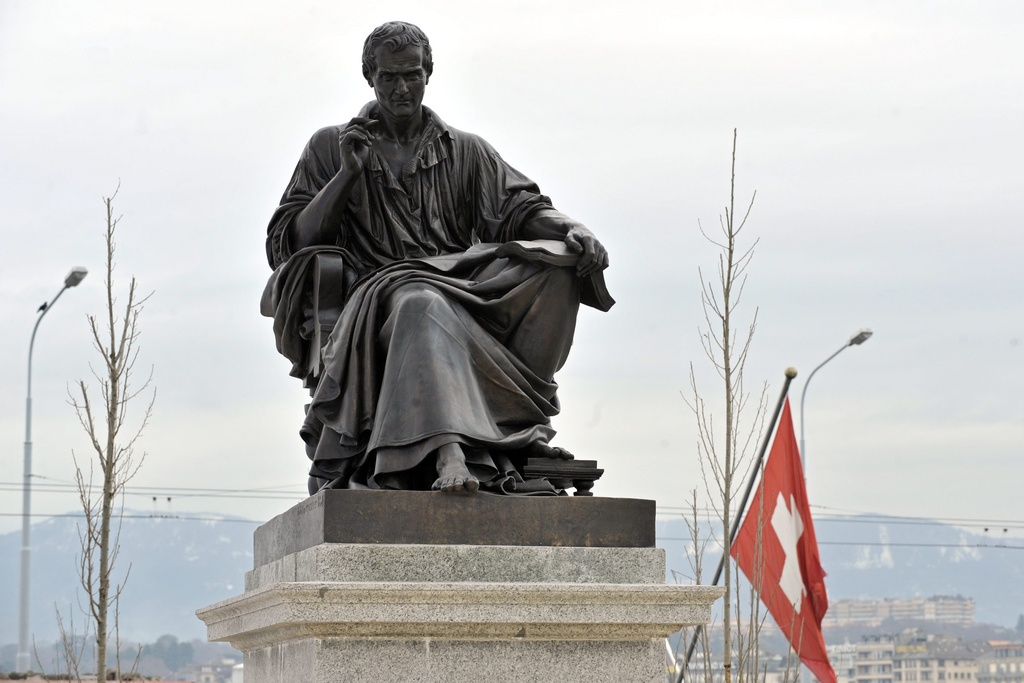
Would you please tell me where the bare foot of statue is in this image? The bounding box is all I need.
[530,440,575,460]
[432,442,480,493]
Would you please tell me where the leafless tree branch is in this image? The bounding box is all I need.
[681,130,770,683]
[59,187,154,682]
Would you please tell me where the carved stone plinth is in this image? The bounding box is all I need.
[197,493,722,683]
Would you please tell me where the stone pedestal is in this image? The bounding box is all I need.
[197,491,721,683]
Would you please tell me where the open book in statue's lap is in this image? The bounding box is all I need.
[262,22,611,496]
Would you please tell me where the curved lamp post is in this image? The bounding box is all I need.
[798,328,873,472]
[17,267,88,673]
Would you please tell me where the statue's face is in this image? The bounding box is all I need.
[370,44,428,123]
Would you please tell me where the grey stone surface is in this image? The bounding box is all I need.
[246,637,666,683]
[244,640,314,683]
[312,638,666,683]
[198,580,723,650]
[253,490,656,566]
[245,543,666,591]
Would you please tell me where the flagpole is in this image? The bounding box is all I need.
[676,367,798,681]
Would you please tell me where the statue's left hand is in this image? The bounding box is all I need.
[564,223,609,277]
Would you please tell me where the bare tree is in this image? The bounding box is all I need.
[683,129,770,683]
[64,187,154,682]
[668,490,715,680]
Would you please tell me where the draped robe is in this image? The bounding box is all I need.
[263,104,606,493]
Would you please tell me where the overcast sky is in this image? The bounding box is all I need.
[1,0,1022,539]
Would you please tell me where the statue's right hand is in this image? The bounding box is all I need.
[338,117,378,173]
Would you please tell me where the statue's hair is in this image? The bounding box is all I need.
[362,21,433,85]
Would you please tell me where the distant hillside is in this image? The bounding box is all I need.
[0,512,256,645]
[2,510,1021,648]
[657,514,1024,627]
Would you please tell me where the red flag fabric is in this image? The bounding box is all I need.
[730,399,836,683]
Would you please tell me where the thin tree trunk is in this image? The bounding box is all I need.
[65,188,154,683]
[720,126,739,683]
[684,129,765,683]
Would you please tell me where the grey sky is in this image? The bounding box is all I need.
[2,0,1022,535]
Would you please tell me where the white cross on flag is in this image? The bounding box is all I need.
[731,399,836,683]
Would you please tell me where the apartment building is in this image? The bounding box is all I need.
[856,634,899,683]
[892,636,988,683]
[831,641,859,683]
[976,641,1024,683]
[827,597,975,628]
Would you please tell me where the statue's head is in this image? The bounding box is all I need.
[362,21,433,87]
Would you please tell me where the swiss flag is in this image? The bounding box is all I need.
[730,399,836,683]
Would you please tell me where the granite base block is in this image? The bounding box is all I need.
[246,543,667,591]
[199,557,722,682]
[200,580,720,647]
[245,638,666,683]
[197,494,722,682]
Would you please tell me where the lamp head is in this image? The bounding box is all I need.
[64,267,88,288]
[849,328,873,346]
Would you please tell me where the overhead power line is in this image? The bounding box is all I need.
[3,513,1020,550]
[0,479,306,501]
[4,481,1022,539]
[0,511,263,524]
[655,505,1024,531]
[656,536,1024,551]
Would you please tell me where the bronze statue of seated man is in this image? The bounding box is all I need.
[261,21,611,496]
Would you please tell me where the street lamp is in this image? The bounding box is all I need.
[17,266,88,673]
[799,328,873,471]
